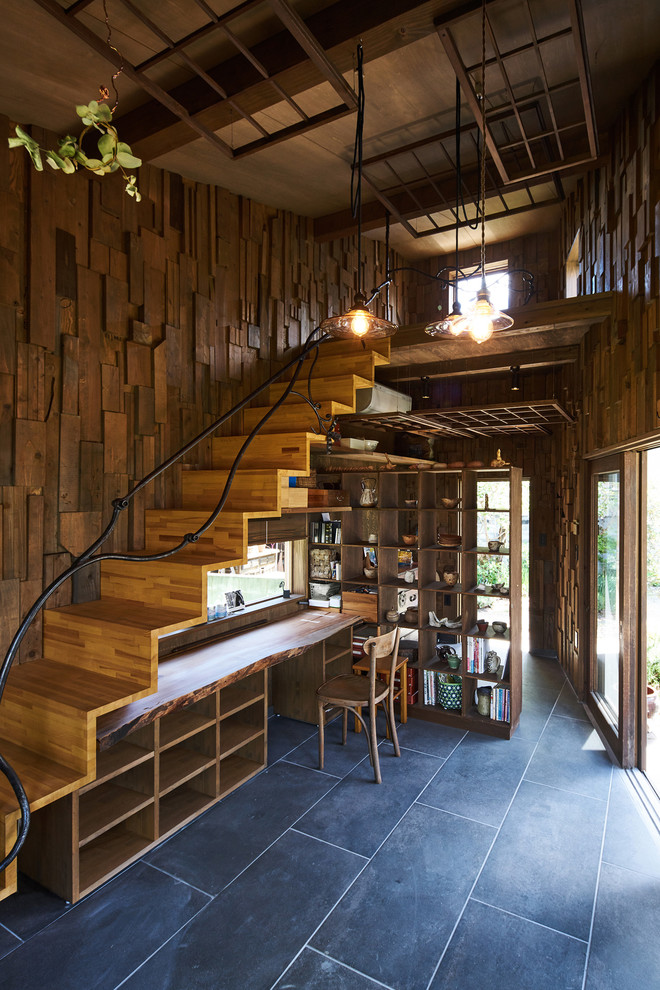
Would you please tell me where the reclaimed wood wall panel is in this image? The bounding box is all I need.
[554,64,660,689]
[0,113,401,663]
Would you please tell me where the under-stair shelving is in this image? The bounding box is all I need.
[0,335,388,901]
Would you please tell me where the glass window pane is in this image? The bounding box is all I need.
[207,542,291,616]
[595,471,620,722]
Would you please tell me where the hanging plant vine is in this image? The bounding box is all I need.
[8,0,141,201]
[9,100,142,201]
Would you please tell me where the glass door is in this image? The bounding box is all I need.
[586,452,637,766]
[641,447,660,795]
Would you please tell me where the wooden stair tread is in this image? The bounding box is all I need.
[45,599,202,632]
[0,739,85,815]
[5,659,146,715]
[264,374,372,406]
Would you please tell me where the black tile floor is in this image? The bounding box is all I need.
[1,653,660,990]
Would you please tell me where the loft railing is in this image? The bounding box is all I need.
[0,327,334,872]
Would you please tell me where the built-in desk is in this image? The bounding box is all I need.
[21,609,359,903]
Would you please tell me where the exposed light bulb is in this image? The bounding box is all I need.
[350,309,370,337]
[468,296,495,343]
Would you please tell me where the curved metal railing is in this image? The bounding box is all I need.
[0,326,333,872]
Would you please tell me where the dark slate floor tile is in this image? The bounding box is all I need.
[394,718,467,759]
[602,772,660,879]
[0,873,72,940]
[585,863,660,990]
[146,760,338,894]
[283,714,375,778]
[268,715,317,764]
[0,862,209,990]
[430,899,586,990]
[121,830,364,990]
[0,924,21,960]
[273,949,386,989]
[296,747,443,858]
[475,780,606,940]
[525,715,612,800]
[312,803,494,990]
[420,732,536,826]
[514,698,554,742]
[553,681,589,721]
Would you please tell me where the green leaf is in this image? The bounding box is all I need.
[76,103,92,118]
[97,132,116,157]
[116,150,142,169]
[95,103,113,123]
[26,144,43,170]
[57,137,78,158]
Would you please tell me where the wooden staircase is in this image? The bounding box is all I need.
[0,336,389,899]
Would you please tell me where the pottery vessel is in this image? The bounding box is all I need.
[386,608,400,623]
[492,621,507,635]
[442,567,459,586]
[488,539,504,552]
[476,619,489,634]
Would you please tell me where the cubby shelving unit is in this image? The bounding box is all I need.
[327,464,522,739]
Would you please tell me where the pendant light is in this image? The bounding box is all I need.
[426,0,513,343]
[321,45,397,340]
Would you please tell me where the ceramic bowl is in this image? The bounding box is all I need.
[404,499,418,508]
[442,569,459,586]
[402,533,417,545]
[363,566,377,579]
[492,621,508,635]
[437,533,462,547]
[488,540,504,552]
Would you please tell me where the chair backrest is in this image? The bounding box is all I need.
[362,627,401,703]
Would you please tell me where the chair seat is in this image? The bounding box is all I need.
[317,673,388,708]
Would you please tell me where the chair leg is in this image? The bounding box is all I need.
[342,707,348,745]
[387,690,401,758]
[369,700,382,784]
[318,700,325,770]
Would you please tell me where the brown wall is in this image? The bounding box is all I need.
[555,62,660,688]
[0,114,405,664]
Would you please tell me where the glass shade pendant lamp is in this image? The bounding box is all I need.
[426,0,513,344]
[321,45,397,341]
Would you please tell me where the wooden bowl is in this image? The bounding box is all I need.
[402,534,417,545]
[439,497,461,509]
[437,533,462,547]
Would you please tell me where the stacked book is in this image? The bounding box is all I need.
[465,636,487,674]
[310,520,342,544]
[490,685,510,721]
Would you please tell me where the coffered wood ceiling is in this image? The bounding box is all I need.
[2,0,657,262]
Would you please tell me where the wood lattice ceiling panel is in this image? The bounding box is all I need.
[339,399,575,439]
[34,0,357,159]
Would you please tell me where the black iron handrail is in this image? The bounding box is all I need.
[0,326,333,873]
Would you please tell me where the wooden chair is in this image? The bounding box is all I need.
[316,627,401,783]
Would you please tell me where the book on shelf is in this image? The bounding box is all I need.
[489,685,510,721]
[310,520,342,544]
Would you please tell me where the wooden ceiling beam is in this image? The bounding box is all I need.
[314,163,557,240]
[375,346,579,384]
[113,0,441,160]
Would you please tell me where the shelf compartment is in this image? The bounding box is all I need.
[159,743,217,797]
[220,714,264,759]
[159,785,216,838]
[84,740,153,790]
[219,752,264,799]
[79,782,154,846]
[220,673,265,719]
[159,709,217,750]
[78,815,153,899]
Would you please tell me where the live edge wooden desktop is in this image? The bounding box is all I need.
[20,604,360,904]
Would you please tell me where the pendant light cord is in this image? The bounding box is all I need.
[480,0,487,287]
[351,43,365,297]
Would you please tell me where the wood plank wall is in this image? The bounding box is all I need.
[0,113,405,665]
[401,231,560,325]
[555,64,660,688]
